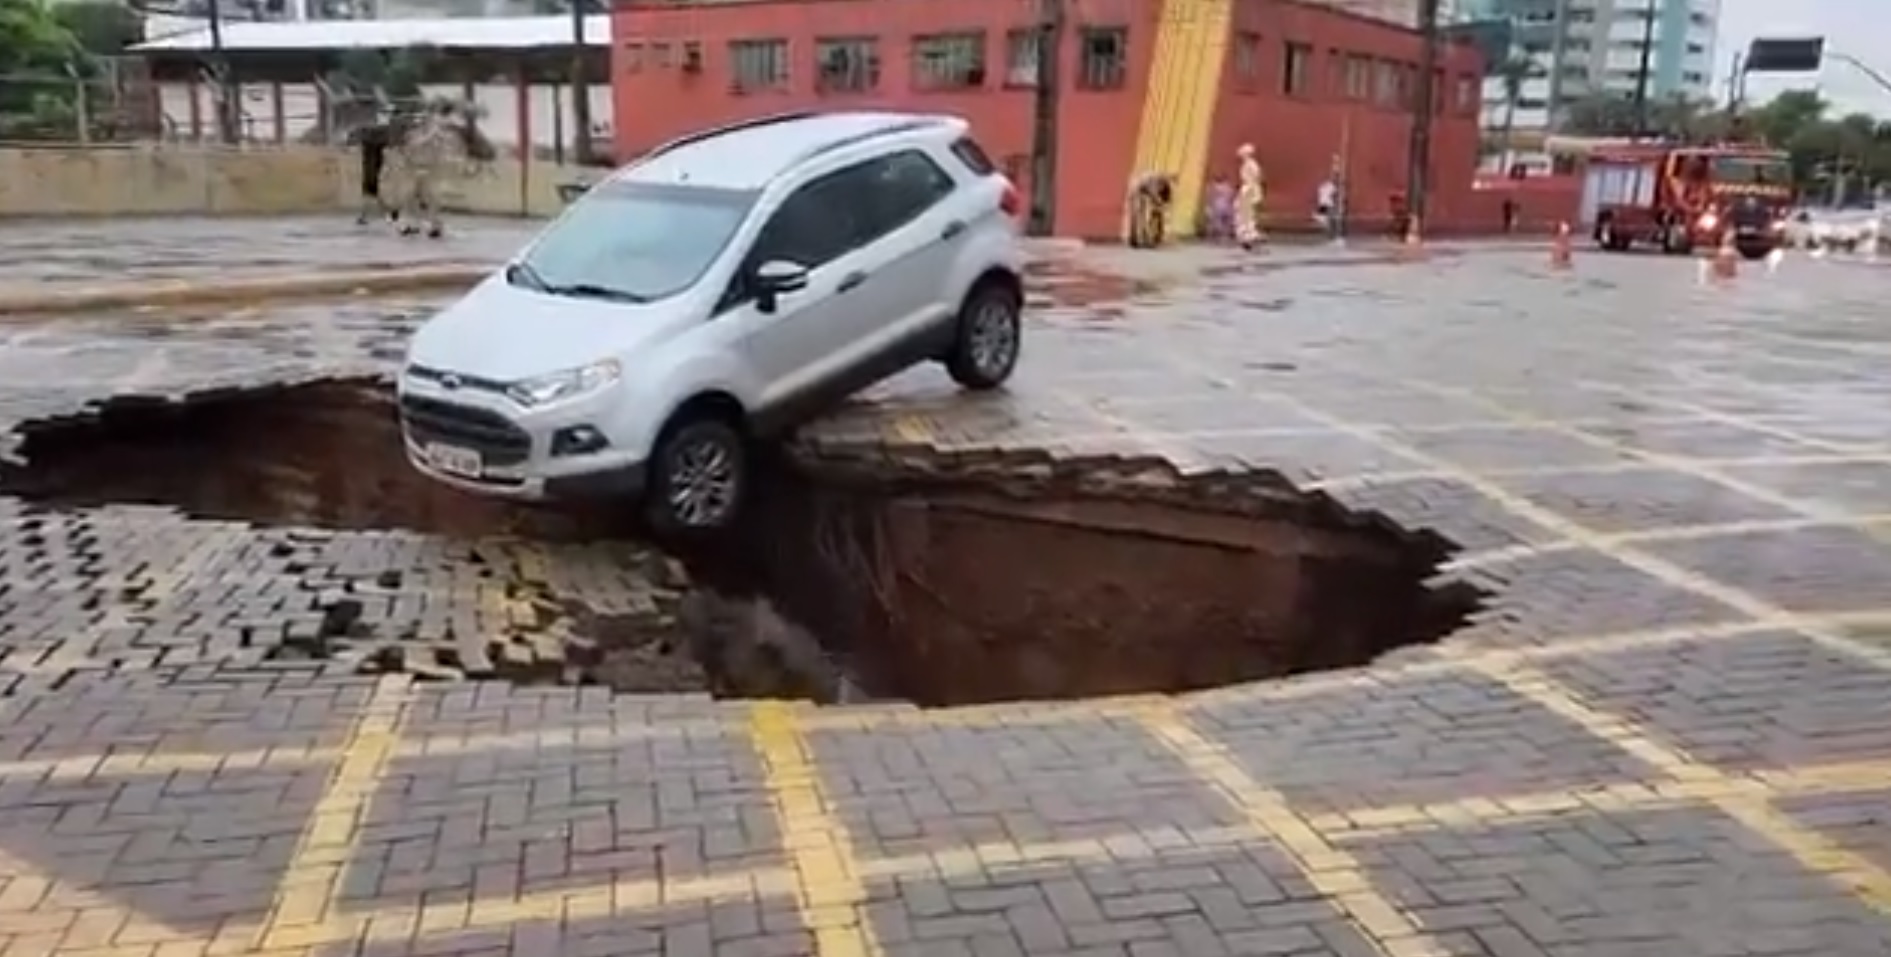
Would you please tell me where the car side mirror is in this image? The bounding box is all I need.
[752,259,809,315]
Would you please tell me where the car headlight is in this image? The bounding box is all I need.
[505,358,621,407]
[1697,213,1719,229]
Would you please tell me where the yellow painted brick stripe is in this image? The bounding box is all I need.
[1478,662,1891,918]
[749,701,882,957]
[1128,0,1235,240]
[256,675,408,949]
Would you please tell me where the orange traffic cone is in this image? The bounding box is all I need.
[1550,221,1574,270]
[1711,231,1738,281]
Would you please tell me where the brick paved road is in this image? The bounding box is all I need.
[0,217,535,291]
[3,245,1891,956]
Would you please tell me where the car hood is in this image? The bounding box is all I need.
[406,274,687,381]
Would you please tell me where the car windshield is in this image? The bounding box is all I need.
[510,181,756,303]
[1710,156,1790,186]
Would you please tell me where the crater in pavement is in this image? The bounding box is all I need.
[0,379,1484,705]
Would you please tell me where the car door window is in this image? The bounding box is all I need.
[855,150,957,245]
[720,166,873,311]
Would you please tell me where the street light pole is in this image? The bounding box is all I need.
[1825,50,1891,96]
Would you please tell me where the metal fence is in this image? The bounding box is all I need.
[0,63,166,144]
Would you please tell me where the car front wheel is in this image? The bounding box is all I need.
[644,415,746,535]
[945,281,1022,390]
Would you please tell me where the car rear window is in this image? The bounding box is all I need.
[949,136,997,176]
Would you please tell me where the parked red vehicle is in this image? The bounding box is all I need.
[1578,141,1794,259]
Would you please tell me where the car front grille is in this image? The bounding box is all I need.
[398,394,531,465]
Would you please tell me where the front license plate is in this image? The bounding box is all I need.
[425,443,482,477]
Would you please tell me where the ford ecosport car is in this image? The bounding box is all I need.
[398,111,1026,533]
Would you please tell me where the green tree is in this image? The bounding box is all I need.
[0,0,85,137]
[51,0,140,56]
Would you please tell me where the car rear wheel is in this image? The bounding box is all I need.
[644,415,746,535]
[945,280,1021,390]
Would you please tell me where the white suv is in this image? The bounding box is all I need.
[398,111,1026,533]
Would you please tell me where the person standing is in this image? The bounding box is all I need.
[348,117,397,226]
[1315,174,1340,244]
[1204,177,1234,242]
[1234,144,1264,250]
[397,101,460,239]
[1126,171,1174,248]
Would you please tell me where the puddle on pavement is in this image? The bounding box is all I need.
[0,381,1483,705]
[1024,258,1164,313]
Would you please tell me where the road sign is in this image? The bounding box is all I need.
[1745,37,1824,74]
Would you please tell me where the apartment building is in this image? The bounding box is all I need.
[1463,0,1720,136]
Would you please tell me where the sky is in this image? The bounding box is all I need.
[1716,0,1891,117]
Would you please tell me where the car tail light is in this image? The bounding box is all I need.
[999,180,1023,219]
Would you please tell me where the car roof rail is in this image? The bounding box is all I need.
[639,111,823,163]
[790,117,951,168]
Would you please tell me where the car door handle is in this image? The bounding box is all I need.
[941,220,966,240]
[837,271,867,293]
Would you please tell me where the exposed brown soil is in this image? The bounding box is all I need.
[683,450,1477,706]
[0,381,626,541]
[0,380,1481,704]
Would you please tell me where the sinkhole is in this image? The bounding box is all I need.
[0,380,1483,705]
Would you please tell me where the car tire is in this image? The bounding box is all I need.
[945,280,1022,391]
[644,414,746,536]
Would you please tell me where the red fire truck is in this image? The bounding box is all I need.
[1573,140,1794,259]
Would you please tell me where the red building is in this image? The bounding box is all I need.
[610,0,1486,240]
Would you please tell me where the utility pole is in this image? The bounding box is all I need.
[1405,0,1441,223]
[1630,0,1657,135]
[1723,51,1745,112]
[569,0,592,165]
[207,0,238,143]
[1544,0,1571,131]
[1025,0,1065,236]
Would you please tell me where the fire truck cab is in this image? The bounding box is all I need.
[1571,140,1793,259]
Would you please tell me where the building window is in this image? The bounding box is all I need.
[1004,29,1041,87]
[1233,32,1260,86]
[1454,74,1476,112]
[1373,59,1399,105]
[1078,26,1127,89]
[1343,54,1370,99]
[815,37,879,93]
[622,43,643,73]
[650,41,672,69]
[912,32,986,91]
[1282,41,1310,95]
[729,39,788,91]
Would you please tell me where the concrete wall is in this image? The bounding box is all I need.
[0,146,586,219]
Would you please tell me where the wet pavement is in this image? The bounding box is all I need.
[0,216,535,291]
[2,244,1891,956]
